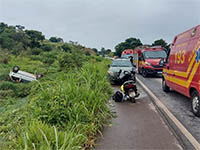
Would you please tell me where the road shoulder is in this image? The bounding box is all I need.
[95,84,182,150]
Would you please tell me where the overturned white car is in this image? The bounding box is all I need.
[9,66,43,82]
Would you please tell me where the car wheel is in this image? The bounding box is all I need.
[142,68,148,77]
[191,90,200,117]
[162,77,170,92]
[13,66,20,73]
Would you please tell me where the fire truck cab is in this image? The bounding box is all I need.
[131,46,167,77]
[162,25,200,117]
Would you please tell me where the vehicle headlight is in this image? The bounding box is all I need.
[145,62,151,66]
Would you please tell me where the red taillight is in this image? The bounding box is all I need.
[125,84,135,88]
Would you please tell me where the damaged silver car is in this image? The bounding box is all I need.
[9,66,43,82]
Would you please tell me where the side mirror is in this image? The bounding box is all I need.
[159,58,165,66]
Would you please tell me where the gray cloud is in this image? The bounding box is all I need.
[0,0,199,50]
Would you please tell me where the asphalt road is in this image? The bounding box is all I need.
[95,84,182,150]
[136,74,200,147]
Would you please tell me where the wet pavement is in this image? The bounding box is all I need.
[136,74,200,146]
[95,85,182,150]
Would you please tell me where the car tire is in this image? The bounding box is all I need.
[13,66,20,73]
[142,68,148,77]
[191,90,200,117]
[162,77,170,92]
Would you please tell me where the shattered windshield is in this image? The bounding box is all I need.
[111,60,132,67]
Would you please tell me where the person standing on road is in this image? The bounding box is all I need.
[129,56,136,67]
[129,56,133,65]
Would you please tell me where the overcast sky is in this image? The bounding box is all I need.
[0,0,200,50]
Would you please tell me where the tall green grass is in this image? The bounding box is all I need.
[3,60,112,149]
[0,50,113,149]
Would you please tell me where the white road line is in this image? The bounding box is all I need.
[137,78,200,150]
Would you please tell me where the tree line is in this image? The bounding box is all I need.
[114,37,170,57]
[0,22,170,57]
[0,22,96,56]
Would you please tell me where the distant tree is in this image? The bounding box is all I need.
[0,25,17,50]
[25,30,44,48]
[105,49,111,54]
[57,37,64,43]
[69,40,78,46]
[0,22,8,33]
[152,39,170,54]
[115,37,142,57]
[30,40,40,48]
[108,52,114,57]
[61,43,71,52]
[100,47,105,55]
[49,37,63,43]
[92,48,98,53]
[25,30,45,41]
[15,25,25,31]
[49,37,57,42]
[85,51,91,56]
[41,44,52,52]
[31,48,42,55]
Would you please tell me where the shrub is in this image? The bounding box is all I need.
[0,90,15,98]
[41,44,52,52]
[15,83,32,98]
[0,81,17,91]
[58,52,85,71]
[0,73,9,81]
[31,48,42,55]
[0,81,32,98]
[2,58,9,64]
[29,55,43,61]
[0,53,10,64]
[61,44,71,53]
[85,51,91,56]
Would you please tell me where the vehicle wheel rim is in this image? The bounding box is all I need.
[192,96,199,113]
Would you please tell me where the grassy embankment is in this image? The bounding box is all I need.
[0,51,113,149]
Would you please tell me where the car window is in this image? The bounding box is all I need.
[111,60,132,67]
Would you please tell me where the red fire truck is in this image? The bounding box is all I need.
[126,46,167,77]
[162,25,200,116]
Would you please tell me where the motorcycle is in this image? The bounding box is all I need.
[121,80,140,103]
[116,69,136,85]
[112,70,140,103]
